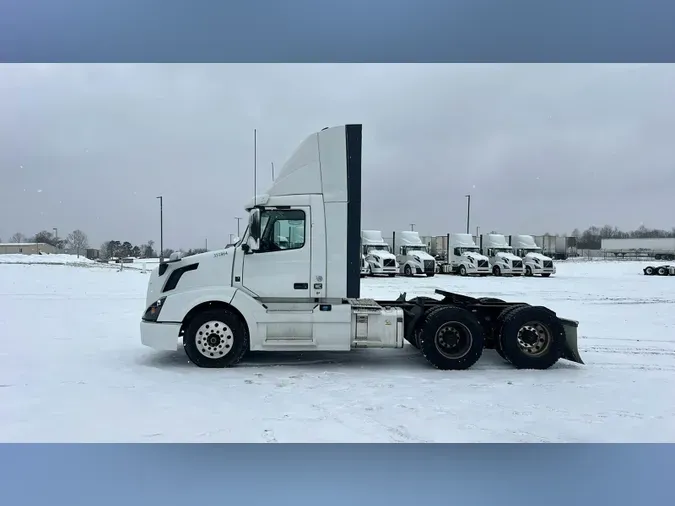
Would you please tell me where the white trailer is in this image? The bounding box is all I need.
[361,230,398,276]
[602,238,675,261]
[396,231,436,277]
[479,234,524,276]
[447,233,491,276]
[510,235,556,277]
[139,124,583,371]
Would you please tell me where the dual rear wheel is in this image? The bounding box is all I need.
[415,303,566,370]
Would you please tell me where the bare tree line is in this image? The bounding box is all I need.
[571,225,675,250]
[4,229,90,257]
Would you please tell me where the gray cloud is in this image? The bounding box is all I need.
[1,63,673,248]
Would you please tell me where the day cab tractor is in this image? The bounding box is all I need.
[140,124,584,371]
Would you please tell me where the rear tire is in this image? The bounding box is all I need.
[418,306,485,370]
[644,266,654,275]
[498,305,565,370]
[494,304,528,363]
[657,266,668,276]
[183,309,249,368]
[542,273,551,278]
[406,297,441,349]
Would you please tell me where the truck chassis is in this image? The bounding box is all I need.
[380,289,582,370]
[175,289,583,371]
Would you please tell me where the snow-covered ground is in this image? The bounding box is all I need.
[1,258,673,442]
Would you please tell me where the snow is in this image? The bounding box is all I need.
[1,259,674,442]
[0,253,97,265]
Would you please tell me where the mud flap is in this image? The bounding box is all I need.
[558,317,584,364]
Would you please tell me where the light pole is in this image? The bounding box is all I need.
[465,194,471,234]
[234,217,242,237]
[53,228,58,250]
[156,196,163,262]
[410,223,415,231]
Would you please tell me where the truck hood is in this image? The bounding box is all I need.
[464,252,488,262]
[408,250,435,261]
[524,252,552,261]
[496,252,522,261]
[367,249,396,260]
[145,248,234,308]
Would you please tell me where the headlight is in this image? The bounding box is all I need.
[142,297,166,322]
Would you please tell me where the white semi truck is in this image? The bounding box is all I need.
[396,230,436,277]
[361,230,398,277]
[140,124,582,371]
[509,235,556,277]
[479,234,524,276]
[448,233,491,276]
[360,255,369,277]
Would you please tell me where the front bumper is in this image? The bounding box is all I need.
[140,320,181,351]
[373,266,398,275]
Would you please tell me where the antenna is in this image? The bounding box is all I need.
[271,162,275,181]
[253,129,257,206]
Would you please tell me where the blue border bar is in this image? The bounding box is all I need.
[0,444,671,505]
[1,0,674,62]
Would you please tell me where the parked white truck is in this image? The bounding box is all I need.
[479,234,524,276]
[360,255,369,277]
[140,124,582,371]
[396,231,436,277]
[448,233,491,276]
[509,235,556,277]
[361,230,398,277]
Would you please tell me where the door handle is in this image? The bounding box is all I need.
[294,283,308,290]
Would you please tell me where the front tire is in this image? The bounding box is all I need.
[404,264,413,277]
[418,306,485,370]
[459,265,467,276]
[183,309,249,368]
[525,266,533,277]
[492,265,501,276]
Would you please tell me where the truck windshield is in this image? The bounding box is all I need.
[405,245,427,251]
[365,244,390,253]
[494,248,512,253]
[460,247,479,253]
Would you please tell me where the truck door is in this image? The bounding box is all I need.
[242,207,311,299]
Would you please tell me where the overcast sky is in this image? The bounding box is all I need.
[1,64,674,249]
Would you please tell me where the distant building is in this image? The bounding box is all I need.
[0,242,59,255]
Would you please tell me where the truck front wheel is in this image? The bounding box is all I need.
[418,306,485,370]
[183,309,249,368]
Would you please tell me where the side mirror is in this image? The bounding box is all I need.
[246,209,261,252]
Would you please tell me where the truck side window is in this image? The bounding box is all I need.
[454,248,461,256]
[258,209,306,252]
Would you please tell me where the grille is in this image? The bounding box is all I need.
[543,261,553,268]
[512,260,523,268]
[423,260,435,271]
[383,258,396,267]
[478,260,489,268]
